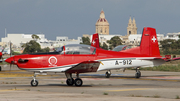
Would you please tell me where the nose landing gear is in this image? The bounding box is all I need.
[31,73,38,87]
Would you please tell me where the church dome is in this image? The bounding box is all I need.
[96,10,109,26]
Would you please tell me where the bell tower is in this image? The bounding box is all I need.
[127,17,137,36]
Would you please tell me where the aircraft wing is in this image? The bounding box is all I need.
[65,61,100,73]
[171,57,180,60]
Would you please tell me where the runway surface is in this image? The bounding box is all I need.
[0,65,180,101]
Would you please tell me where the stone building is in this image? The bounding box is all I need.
[95,10,109,35]
[121,17,138,45]
[127,17,137,36]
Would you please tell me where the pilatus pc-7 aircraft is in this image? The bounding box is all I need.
[5,27,180,87]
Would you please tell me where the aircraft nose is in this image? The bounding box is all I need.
[5,57,14,64]
[0,52,2,58]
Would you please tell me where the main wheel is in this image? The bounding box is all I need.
[31,80,38,87]
[135,71,141,78]
[139,71,141,77]
[105,71,111,78]
[0,66,1,71]
[66,78,74,86]
[74,78,83,87]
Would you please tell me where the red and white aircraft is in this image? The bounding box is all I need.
[5,27,180,87]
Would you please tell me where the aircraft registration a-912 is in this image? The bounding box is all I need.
[5,27,180,87]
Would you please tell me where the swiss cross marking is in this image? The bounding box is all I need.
[92,40,95,45]
[152,36,157,43]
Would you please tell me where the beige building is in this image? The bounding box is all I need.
[95,10,109,35]
[121,17,138,45]
[127,17,137,36]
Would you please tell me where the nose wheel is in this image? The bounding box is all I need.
[30,73,39,87]
[31,79,38,87]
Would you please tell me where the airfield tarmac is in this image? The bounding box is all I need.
[0,65,180,101]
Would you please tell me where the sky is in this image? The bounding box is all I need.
[0,0,180,41]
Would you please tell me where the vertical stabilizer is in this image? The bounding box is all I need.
[91,33,100,48]
[140,27,160,56]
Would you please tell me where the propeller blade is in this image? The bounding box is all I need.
[1,45,7,53]
[10,41,12,57]
[1,48,4,53]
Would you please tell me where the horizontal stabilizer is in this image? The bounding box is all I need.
[163,57,180,62]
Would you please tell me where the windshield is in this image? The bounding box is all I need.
[113,45,131,52]
[55,47,63,53]
[61,44,96,55]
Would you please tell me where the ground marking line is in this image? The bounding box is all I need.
[0,89,23,92]
[107,88,150,92]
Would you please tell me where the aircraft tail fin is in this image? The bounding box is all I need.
[91,33,100,48]
[140,27,160,57]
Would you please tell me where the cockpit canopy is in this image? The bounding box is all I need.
[56,44,96,55]
[112,45,131,52]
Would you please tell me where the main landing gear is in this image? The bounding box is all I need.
[65,73,83,87]
[30,72,83,87]
[135,67,141,78]
[105,70,111,78]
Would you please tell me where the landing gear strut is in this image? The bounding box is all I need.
[65,73,83,86]
[135,67,141,78]
[31,73,39,87]
[105,70,111,78]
